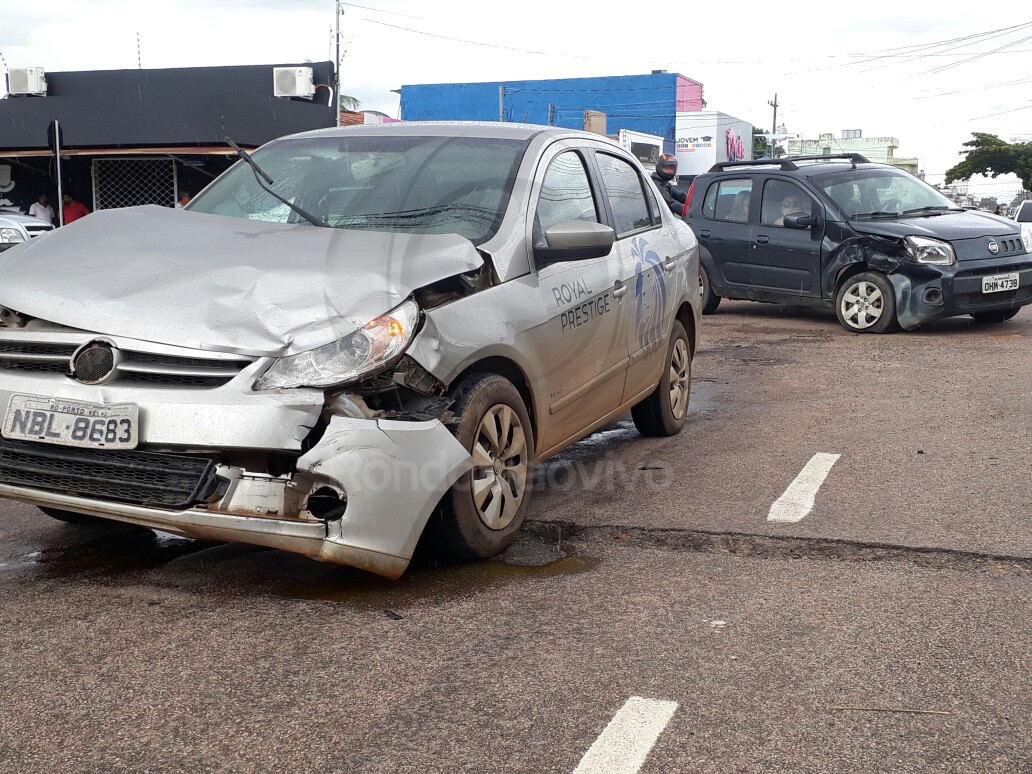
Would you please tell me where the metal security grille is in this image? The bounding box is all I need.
[92,158,177,210]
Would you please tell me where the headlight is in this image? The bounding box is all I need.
[254,300,419,390]
[0,228,25,244]
[905,235,955,266]
[1020,224,1032,254]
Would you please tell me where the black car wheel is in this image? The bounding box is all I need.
[700,266,721,314]
[835,272,900,334]
[432,373,534,561]
[971,309,1021,323]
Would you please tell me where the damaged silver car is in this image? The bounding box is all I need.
[0,122,700,578]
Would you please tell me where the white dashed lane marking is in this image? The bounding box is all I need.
[573,696,679,774]
[767,452,841,523]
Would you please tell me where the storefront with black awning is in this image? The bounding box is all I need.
[0,62,336,217]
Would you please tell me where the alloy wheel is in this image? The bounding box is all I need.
[470,404,528,530]
[669,338,690,420]
[840,280,885,330]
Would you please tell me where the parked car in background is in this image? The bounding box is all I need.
[684,154,1032,332]
[0,122,699,578]
[0,211,53,252]
[1012,200,1032,223]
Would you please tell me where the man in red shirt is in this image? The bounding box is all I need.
[61,194,90,225]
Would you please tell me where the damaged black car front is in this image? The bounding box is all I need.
[815,166,1032,331]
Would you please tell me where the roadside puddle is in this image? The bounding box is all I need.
[278,548,599,605]
[10,523,597,606]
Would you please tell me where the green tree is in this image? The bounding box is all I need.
[945,132,1032,191]
[752,127,769,157]
[339,94,361,112]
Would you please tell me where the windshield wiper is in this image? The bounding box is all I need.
[852,210,899,220]
[898,205,963,217]
[224,136,327,228]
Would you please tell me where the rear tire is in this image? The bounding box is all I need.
[434,374,534,561]
[971,308,1020,323]
[700,266,721,314]
[38,506,106,526]
[631,321,691,437]
[835,271,900,334]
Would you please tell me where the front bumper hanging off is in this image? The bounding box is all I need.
[0,415,473,579]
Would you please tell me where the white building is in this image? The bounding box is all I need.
[785,131,919,174]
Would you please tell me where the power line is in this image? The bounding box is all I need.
[340,1,424,18]
[364,19,596,59]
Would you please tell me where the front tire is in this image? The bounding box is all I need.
[435,374,534,560]
[835,271,900,334]
[971,308,1021,323]
[632,321,691,437]
[700,266,721,314]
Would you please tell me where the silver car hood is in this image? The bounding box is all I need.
[0,206,484,356]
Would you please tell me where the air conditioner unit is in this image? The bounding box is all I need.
[7,67,47,96]
[273,66,315,98]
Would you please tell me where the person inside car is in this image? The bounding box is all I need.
[773,194,806,227]
[729,191,750,222]
[651,154,687,214]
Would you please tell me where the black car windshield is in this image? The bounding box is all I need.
[813,168,960,221]
[189,134,529,244]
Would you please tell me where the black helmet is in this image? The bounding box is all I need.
[655,153,678,181]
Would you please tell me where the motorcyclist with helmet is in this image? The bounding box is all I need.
[651,154,687,215]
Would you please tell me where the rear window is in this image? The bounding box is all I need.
[702,178,753,222]
[1015,202,1032,222]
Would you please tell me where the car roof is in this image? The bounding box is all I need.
[288,120,595,143]
[702,156,897,179]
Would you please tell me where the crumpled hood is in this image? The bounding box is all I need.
[0,206,483,356]
[851,210,1020,242]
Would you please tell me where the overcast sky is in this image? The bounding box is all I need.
[5,2,1031,200]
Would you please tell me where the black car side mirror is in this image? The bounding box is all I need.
[783,213,818,230]
[535,220,616,267]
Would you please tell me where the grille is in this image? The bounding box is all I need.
[72,344,115,382]
[0,438,222,509]
[0,343,75,374]
[0,340,252,388]
[955,288,1032,310]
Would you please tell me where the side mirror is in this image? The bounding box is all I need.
[783,213,818,230]
[535,220,615,267]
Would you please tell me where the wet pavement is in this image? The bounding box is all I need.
[1,303,1030,772]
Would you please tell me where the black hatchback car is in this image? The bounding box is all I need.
[683,154,1032,333]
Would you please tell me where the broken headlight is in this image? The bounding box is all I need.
[254,300,419,390]
[905,235,955,266]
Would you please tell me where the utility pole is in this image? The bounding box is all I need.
[499,85,504,122]
[767,93,779,157]
[334,0,342,127]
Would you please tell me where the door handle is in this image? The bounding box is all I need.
[699,230,711,238]
[612,281,628,298]
[662,257,677,273]
[756,235,769,244]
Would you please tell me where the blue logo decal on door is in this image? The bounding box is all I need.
[632,236,666,350]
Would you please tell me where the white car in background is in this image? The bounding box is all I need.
[0,208,54,251]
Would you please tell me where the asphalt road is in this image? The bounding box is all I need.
[1,302,1030,773]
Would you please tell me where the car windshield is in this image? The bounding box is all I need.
[813,168,960,220]
[189,134,529,244]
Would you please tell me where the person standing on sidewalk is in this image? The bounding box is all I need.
[61,193,90,225]
[28,193,54,225]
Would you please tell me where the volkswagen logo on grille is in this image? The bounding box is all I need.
[988,240,1000,255]
[70,340,121,384]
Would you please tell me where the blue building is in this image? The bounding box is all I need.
[399,71,705,148]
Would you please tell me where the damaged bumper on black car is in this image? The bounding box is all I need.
[888,254,1032,330]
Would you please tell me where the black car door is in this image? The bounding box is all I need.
[694,176,755,289]
[749,177,824,296]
